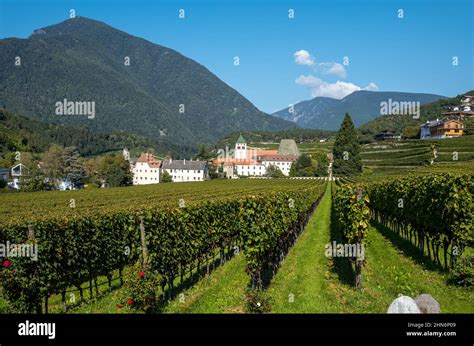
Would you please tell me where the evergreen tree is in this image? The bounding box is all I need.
[194,144,212,161]
[332,113,362,176]
[160,171,173,183]
[61,147,86,188]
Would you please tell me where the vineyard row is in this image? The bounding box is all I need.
[0,181,326,312]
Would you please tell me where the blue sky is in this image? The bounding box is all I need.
[1,0,472,113]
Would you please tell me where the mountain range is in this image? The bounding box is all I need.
[0,16,294,155]
[273,90,446,130]
[359,90,474,136]
[0,108,163,167]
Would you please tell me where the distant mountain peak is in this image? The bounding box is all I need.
[30,16,118,39]
[2,16,294,155]
[273,90,446,130]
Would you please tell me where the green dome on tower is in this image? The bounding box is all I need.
[236,133,246,144]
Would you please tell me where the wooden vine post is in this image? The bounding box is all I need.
[355,188,364,289]
[27,224,35,241]
[28,225,44,314]
[139,216,148,267]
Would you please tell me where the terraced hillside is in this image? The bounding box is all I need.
[249,135,473,176]
[361,136,474,175]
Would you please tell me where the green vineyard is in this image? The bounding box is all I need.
[0,179,326,312]
[0,173,472,314]
[0,179,321,227]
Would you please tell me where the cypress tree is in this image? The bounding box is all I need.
[332,113,362,176]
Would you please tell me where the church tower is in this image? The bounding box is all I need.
[234,134,247,160]
[123,147,130,161]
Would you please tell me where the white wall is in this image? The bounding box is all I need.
[162,168,206,182]
[236,164,266,176]
[235,143,247,160]
[133,162,160,185]
[262,161,293,176]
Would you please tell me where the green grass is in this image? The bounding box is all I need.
[0,269,127,313]
[164,254,249,313]
[267,183,336,312]
[267,184,473,313]
[0,287,10,313]
[20,249,251,314]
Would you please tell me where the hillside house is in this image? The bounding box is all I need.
[420,119,464,139]
[9,163,28,189]
[442,95,474,120]
[375,131,399,141]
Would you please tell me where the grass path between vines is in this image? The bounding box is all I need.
[266,183,335,312]
[163,252,248,313]
[267,184,474,313]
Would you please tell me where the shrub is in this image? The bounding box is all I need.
[448,256,473,288]
[245,289,272,313]
[160,171,172,183]
[116,263,161,313]
[0,258,42,313]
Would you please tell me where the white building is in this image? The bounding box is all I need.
[420,120,436,140]
[9,163,28,189]
[132,153,161,185]
[161,159,208,182]
[258,154,299,176]
[214,134,299,178]
[420,118,464,140]
[123,147,130,161]
[235,162,266,176]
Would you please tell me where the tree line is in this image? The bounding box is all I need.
[3,145,132,192]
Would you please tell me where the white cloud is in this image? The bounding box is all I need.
[318,62,347,79]
[294,50,315,66]
[295,74,379,99]
[365,82,379,91]
[293,50,347,78]
[295,75,323,88]
[312,81,362,99]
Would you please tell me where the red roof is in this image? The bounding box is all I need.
[136,153,161,167]
[257,154,299,162]
[251,149,278,156]
[234,161,264,165]
[213,158,261,165]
